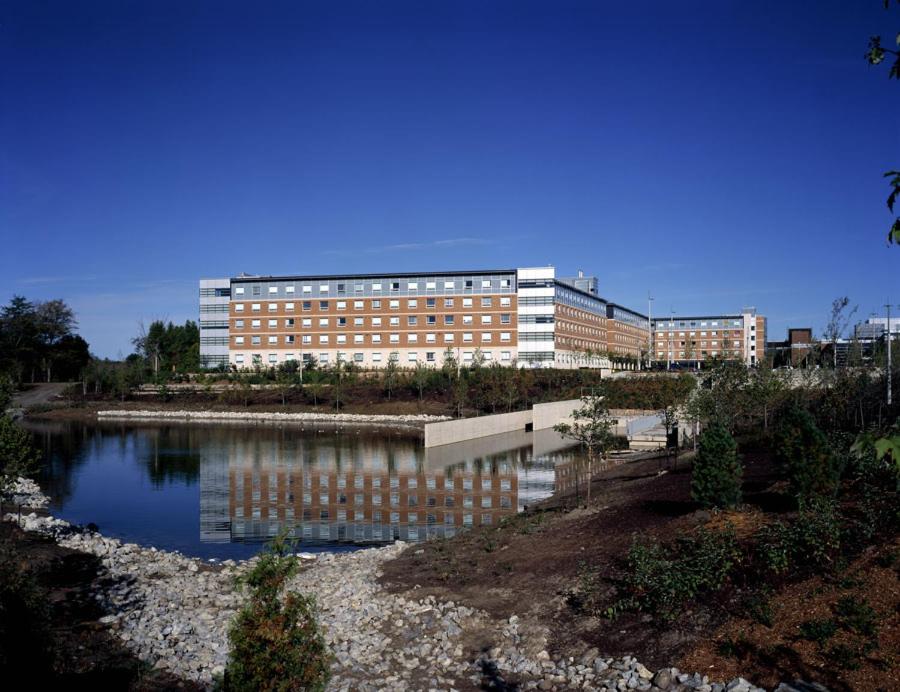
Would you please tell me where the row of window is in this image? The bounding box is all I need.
[233,511,498,527]
[234,314,512,329]
[653,319,744,329]
[235,332,514,346]
[235,278,513,296]
[234,351,515,365]
[234,296,513,312]
[236,493,512,509]
[235,475,511,491]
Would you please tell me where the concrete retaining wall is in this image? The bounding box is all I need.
[423,409,532,448]
[531,399,582,431]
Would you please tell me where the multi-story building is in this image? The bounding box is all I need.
[651,307,766,367]
[200,266,651,370]
[198,278,231,368]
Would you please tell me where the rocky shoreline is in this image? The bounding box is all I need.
[95,409,450,430]
[4,478,815,691]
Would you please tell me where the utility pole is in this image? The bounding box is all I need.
[647,293,654,371]
[887,302,893,406]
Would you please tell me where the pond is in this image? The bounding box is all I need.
[21,419,584,561]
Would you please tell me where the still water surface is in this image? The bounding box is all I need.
[23,420,583,561]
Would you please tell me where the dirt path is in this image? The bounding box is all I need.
[11,382,70,408]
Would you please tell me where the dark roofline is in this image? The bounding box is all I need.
[553,279,607,303]
[606,302,648,321]
[652,314,745,322]
[230,269,518,283]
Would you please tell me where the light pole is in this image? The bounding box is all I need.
[647,293,654,371]
[886,302,894,406]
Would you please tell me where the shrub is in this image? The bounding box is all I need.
[606,526,739,621]
[691,423,742,509]
[0,415,41,497]
[798,618,837,645]
[834,595,878,638]
[225,533,330,691]
[755,497,842,575]
[774,407,840,504]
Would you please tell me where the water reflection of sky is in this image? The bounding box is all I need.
[24,420,582,561]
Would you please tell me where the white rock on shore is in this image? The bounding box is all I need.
[96,409,450,428]
[4,478,787,691]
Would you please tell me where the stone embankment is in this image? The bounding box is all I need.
[4,478,816,691]
[96,409,450,429]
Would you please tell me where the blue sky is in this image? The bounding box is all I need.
[1,1,898,358]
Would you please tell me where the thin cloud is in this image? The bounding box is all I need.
[322,237,493,257]
[18,275,98,285]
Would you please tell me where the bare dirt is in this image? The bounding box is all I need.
[380,448,899,689]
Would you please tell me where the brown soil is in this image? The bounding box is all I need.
[381,449,900,688]
[679,541,900,692]
[380,451,777,667]
[0,518,202,689]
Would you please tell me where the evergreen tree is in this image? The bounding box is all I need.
[774,406,841,504]
[691,423,742,509]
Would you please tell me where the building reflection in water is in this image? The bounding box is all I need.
[200,427,575,548]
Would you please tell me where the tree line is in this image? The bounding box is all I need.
[0,296,89,384]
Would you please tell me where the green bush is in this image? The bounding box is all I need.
[225,533,330,691]
[756,497,842,574]
[691,423,743,509]
[834,595,878,638]
[798,618,837,645]
[606,526,740,622]
[0,415,41,496]
[774,407,841,504]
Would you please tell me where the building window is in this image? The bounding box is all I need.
[268,319,277,328]
[302,318,312,327]
[319,335,329,344]
[372,352,382,362]
[408,334,418,343]
[408,352,418,362]
[501,314,511,324]
[444,333,454,343]
[389,334,400,343]
[251,336,261,345]
[235,336,245,345]
[372,317,382,327]
[501,351,511,361]
[481,315,492,324]
[319,301,328,310]
[500,332,511,342]
[426,298,436,308]
[389,300,400,309]
[426,315,436,325]
[372,334,381,343]
[235,319,244,328]
[481,297,492,307]
[251,303,261,312]
[251,319,261,329]
[268,353,277,363]
[426,333,436,343]
[235,354,245,364]
[444,298,454,308]
[234,287,245,295]
[445,315,455,325]
[353,300,364,309]
[462,298,473,308]
[463,333,473,342]
[408,299,418,308]
[426,351,435,362]
[372,283,382,292]
[408,316,418,326]
[319,318,329,327]
[500,297,511,307]
[336,301,347,310]
[372,300,381,309]
[302,301,311,311]
[235,303,245,312]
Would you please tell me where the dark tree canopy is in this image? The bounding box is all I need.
[0,295,89,383]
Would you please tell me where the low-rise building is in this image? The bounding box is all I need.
[651,308,766,367]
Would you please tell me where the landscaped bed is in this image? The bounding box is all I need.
[380,444,900,691]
